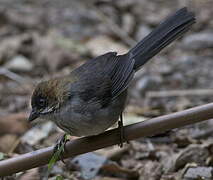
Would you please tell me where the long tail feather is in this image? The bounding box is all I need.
[129,7,196,71]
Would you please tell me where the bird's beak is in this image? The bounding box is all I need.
[28,109,39,122]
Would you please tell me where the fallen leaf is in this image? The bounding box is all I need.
[0,134,18,153]
[175,145,209,170]
[19,168,39,180]
[102,162,139,178]
[0,112,30,135]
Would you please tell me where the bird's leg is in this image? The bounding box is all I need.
[53,133,69,163]
[118,121,123,148]
[118,114,124,148]
[118,114,129,148]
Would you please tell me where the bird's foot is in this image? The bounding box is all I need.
[53,134,69,163]
[118,120,124,148]
[118,115,129,148]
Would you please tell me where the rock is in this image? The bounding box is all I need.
[175,145,209,170]
[182,32,213,50]
[21,122,54,145]
[161,154,177,173]
[139,161,163,180]
[6,55,33,72]
[183,166,213,180]
[69,152,107,180]
[85,35,128,56]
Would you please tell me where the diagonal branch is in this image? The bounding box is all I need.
[1,103,213,177]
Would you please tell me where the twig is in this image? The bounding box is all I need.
[191,126,213,139]
[0,68,26,84]
[0,68,33,92]
[146,89,213,98]
[1,103,213,177]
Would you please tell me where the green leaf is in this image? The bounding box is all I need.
[48,134,69,172]
[48,145,63,171]
[0,152,4,160]
[56,175,64,180]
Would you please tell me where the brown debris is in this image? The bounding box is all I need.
[0,113,30,135]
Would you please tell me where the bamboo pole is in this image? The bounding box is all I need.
[1,103,213,177]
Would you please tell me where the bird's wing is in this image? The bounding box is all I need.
[70,69,112,107]
[71,52,135,104]
[108,53,135,98]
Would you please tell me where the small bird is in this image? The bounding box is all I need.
[28,8,195,146]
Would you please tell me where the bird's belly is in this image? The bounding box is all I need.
[59,109,118,136]
[54,91,127,136]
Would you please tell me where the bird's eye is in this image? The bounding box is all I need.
[38,97,46,108]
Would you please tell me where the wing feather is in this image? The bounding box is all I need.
[71,52,135,106]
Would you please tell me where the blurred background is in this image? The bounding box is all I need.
[0,0,213,179]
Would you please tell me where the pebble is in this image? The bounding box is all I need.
[184,166,213,180]
[5,55,33,72]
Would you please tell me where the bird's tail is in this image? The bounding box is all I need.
[129,7,195,71]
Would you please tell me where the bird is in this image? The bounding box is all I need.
[28,7,195,147]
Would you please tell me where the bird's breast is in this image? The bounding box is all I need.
[52,91,127,136]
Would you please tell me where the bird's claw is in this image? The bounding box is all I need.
[118,120,124,148]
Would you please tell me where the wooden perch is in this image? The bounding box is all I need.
[1,103,213,177]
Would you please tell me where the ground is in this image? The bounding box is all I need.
[0,0,213,179]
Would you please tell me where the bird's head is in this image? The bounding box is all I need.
[28,77,73,122]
